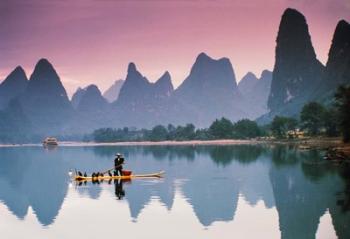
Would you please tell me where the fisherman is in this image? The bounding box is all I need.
[114,153,124,176]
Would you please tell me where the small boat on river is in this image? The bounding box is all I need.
[43,137,58,147]
[74,171,165,181]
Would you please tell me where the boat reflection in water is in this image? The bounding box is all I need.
[0,145,349,238]
[114,179,126,200]
[75,178,128,200]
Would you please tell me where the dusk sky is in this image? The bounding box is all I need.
[1,0,349,97]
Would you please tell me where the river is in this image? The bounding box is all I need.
[0,144,349,238]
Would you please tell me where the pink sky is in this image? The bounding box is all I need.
[0,0,349,97]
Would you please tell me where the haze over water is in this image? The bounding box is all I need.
[0,145,349,238]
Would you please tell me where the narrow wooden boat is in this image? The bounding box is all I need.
[74,171,165,181]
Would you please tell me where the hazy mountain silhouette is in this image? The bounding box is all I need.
[170,53,249,126]
[153,71,174,99]
[71,87,85,109]
[69,85,111,132]
[116,63,174,107]
[238,72,258,96]
[259,11,350,124]
[0,99,31,143]
[0,66,28,110]
[108,53,268,128]
[112,63,174,127]
[254,70,273,108]
[238,70,272,117]
[262,8,324,122]
[316,20,350,101]
[116,62,155,107]
[103,79,124,103]
[75,84,108,112]
[20,59,73,134]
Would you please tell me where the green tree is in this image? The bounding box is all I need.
[286,118,298,138]
[232,119,261,139]
[167,124,176,140]
[167,124,176,133]
[334,85,350,142]
[271,116,298,138]
[323,107,339,137]
[173,124,196,140]
[271,116,287,138]
[259,124,271,137]
[195,128,211,140]
[149,125,168,141]
[209,117,234,139]
[300,102,325,135]
[182,123,196,140]
[93,128,117,142]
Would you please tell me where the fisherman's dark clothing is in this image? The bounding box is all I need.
[114,157,123,176]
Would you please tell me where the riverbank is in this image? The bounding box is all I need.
[1,137,349,160]
[0,139,260,147]
[0,137,345,147]
[265,137,342,148]
[267,137,350,161]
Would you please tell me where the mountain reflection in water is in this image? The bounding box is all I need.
[0,145,349,238]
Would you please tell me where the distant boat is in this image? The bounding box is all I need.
[43,137,58,146]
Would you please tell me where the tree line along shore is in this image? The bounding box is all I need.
[87,85,350,161]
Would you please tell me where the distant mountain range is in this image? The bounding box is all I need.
[0,8,349,141]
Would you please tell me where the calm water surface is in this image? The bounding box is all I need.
[0,145,349,239]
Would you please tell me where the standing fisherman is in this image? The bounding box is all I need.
[114,153,124,176]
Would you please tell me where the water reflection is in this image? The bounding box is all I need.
[0,145,349,238]
[114,179,126,200]
[0,147,68,226]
